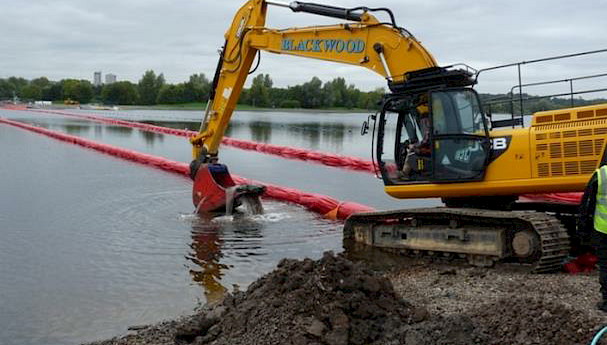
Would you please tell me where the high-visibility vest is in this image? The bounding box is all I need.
[594,165,607,233]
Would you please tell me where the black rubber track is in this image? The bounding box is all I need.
[344,208,571,273]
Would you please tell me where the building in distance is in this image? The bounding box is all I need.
[93,71,102,86]
[105,73,117,84]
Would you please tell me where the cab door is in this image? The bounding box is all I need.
[430,89,491,182]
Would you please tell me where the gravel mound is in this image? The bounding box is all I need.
[470,296,602,345]
[390,314,488,345]
[394,297,603,345]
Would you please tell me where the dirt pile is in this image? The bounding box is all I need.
[181,251,416,345]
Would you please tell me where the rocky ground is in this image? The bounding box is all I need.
[86,252,607,345]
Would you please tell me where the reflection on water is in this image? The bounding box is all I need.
[139,130,165,146]
[287,124,321,149]
[188,217,228,304]
[64,124,91,135]
[224,124,234,138]
[105,125,133,137]
[243,120,350,151]
[249,121,272,143]
[94,124,103,138]
[146,120,199,132]
[187,212,267,304]
[146,114,362,157]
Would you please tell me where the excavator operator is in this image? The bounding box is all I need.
[402,103,431,178]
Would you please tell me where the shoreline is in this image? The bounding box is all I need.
[17,102,371,114]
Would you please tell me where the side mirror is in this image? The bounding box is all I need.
[361,120,369,135]
[361,114,376,136]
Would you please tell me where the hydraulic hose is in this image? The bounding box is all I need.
[288,2,363,22]
[592,325,607,345]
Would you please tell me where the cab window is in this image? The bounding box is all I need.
[431,90,489,181]
[432,90,485,136]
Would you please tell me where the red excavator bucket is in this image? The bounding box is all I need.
[192,163,265,214]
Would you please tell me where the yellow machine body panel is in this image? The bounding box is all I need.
[385,103,607,199]
[485,127,531,181]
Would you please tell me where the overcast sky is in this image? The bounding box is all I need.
[1,0,606,95]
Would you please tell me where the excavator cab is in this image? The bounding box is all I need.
[377,88,491,185]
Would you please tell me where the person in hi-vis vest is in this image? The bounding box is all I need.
[579,164,607,311]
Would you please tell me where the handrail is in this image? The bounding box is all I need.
[476,48,607,77]
[475,49,607,128]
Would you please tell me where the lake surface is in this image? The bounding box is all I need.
[0,108,438,345]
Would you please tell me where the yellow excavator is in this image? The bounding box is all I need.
[189,0,607,272]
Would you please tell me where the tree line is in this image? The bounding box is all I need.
[240,74,385,110]
[3,72,604,112]
[0,71,210,107]
[0,71,384,110]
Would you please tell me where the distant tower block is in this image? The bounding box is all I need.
[93,71,102,86]
[105,73,117,84]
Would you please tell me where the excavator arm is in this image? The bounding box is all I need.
[190,0,438,161]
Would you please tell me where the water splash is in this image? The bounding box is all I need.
[240,195,264,215]
[249,212,291,223]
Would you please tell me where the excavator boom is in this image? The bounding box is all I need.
[190,0,438,160]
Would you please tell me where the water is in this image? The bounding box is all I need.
[0,108,439,345]
[72,108,375,158]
